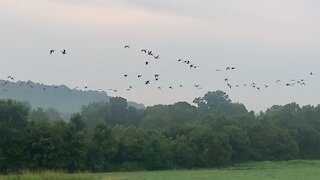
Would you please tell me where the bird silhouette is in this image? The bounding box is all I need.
[124,74,128,77]
[145,81,150,85]
[154,55,160,59]
[148,51,153,56]
[61,49,67,55]
[141,49,147,53]
[137,75,142,78]
[49,50,55,54]
[145,61,150,65]
[154,75,159,80]
[178,59,182,62]
[124,45,130,49]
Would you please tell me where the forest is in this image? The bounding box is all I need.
[0,90,320,173]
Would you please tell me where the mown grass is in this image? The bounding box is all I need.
[102,160,320,180]
[1,160,320,180]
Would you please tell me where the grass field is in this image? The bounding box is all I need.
[1,160,320,180]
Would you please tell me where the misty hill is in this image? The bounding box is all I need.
[0,80,144,113]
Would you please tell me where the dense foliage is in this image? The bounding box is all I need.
[0,90,320,172]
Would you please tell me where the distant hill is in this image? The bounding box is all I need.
[0,80,145,114]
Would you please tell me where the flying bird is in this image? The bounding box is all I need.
[61,49,67,55]
[124,45,130,49]
[154,55,160,59]
[141,49,147,53]
[49,50,55,54]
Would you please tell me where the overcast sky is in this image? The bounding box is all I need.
[1,0,320,111]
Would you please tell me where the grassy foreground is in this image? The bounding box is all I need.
[1,160,320,180]
[0,171,102,180]
[103,160,320,180]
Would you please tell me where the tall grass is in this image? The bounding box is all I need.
[0,171,102,180]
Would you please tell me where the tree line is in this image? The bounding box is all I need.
[0,90,320,172]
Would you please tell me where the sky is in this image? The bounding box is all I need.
[1,0,320,112]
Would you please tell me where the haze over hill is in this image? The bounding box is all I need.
[1,0,320,112]
[0,79,145,114]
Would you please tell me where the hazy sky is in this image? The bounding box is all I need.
[1,0,320,111]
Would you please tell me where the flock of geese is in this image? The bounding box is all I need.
[0,46,316,97]
[118,45,315,93]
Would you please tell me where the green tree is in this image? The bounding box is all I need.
[0,100,30,171]
[87,123,118,172]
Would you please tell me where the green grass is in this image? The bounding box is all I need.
[1,160,320,180]
[102,160,320,180]
[0,171,102,180]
